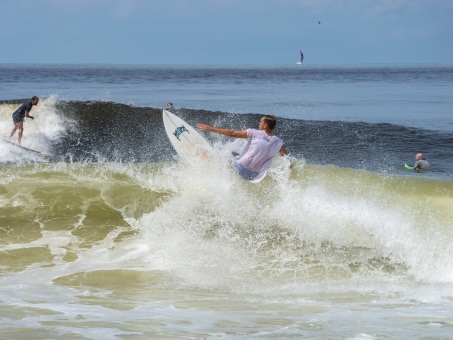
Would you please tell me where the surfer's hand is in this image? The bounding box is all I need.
[29,116,34,120]
[197,124,209,131]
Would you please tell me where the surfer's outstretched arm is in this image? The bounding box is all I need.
[197,124,247,139]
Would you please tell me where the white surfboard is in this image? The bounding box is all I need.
[248,167,268,183]
[1,137,51,158]
[162,110,213,161]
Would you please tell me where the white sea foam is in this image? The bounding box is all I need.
[134,156,453,298]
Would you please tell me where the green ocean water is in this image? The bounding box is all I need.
[1,161,452,338]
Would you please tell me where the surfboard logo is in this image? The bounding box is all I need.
[173,125,190,141]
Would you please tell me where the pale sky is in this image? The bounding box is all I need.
[1,0,452,65]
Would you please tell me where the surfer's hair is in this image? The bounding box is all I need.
[31,96,39,101]
[263,115,277,130]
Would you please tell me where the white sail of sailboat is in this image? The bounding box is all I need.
[296,50,304,64]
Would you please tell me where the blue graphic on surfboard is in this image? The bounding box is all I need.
[162,110,268,183]
[162,110,213,161]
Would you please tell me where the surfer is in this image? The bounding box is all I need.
[197,115,288,181]
[413,153,431,172]
[10,96,39,145]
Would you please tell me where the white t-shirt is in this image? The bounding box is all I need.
[239,129,284,173]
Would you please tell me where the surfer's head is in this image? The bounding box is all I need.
[31,96,39,105]
[261,115,277,130]
[415,153,424,161]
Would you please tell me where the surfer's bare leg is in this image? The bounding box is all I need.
[10,125,17,138]
[11,122,24,144]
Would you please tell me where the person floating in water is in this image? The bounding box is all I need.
[197,115,288,181]
[166,102,175,111]
[10,96,39,145]
[413,152,431,172]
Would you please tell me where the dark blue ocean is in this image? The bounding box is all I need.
[0,64,452,339]
[1,64,452,176]
[1,64,452,130]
